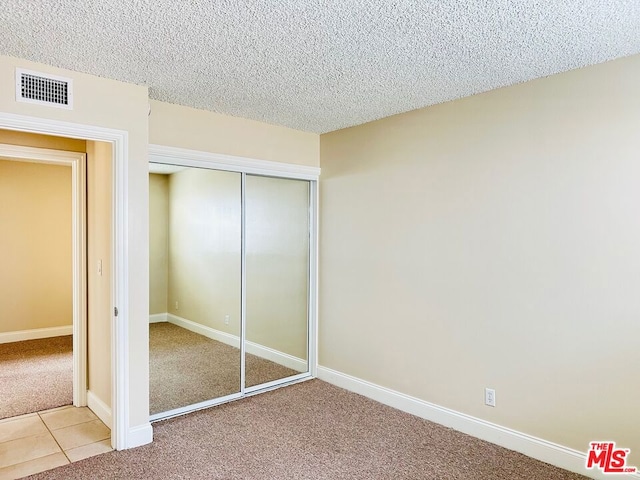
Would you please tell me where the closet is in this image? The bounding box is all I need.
[148,149,317,420]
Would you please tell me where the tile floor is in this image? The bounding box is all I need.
[0,406,112,479]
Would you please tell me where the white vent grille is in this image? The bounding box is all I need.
[15,68,73,109]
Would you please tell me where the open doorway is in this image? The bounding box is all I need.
[0,131,115,471]
[0,112,140,453]
[0,152,78,418]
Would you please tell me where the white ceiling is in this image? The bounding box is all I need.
[1,1,639,133]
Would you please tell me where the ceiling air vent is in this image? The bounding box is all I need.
[15,68,73,109]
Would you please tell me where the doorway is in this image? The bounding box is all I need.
[0,141,87,416]
[0,136,115,424]
[0,135,116,473]
[0,113,131,450]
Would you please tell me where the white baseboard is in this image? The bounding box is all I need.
[166,313,306,372]
[125,423,153,449]
[0,325,73,344]
[317,366,639,480]
[149,313,168,323]
[87,390,112,429]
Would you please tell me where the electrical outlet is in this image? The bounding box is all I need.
[175,301,179,310]
[485,388,496,407]
[224,315,230,325]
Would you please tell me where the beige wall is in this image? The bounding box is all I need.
[0,55,150,431]
[0,130,86,152]
[86,141,113,414]
[149,174,169,315]
[319,54,640,465]
[0,129,86,338]
[149,100,319,167]
[166,168,242,336]
[0,159,71,333]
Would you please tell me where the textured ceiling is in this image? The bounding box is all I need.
[1,1,639,133]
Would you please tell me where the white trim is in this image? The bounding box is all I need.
[0,144,82,165]
[0,112,132,450]
[317,366,640,480]
[149,144,320,181]
[0,143,87,407]
[165,313,306,371]
[149,313,168,323]
[240,172,247,394]
[87,390,112,429]
[0,326,73,344]
[126,423,153,450]
[110,125,131,451]
[309,180,319,377]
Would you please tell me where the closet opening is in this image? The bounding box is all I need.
[148,146,318,421]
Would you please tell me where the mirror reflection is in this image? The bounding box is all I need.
[149,164,311,417]
[149,165,241,415]
[245,175,309,387]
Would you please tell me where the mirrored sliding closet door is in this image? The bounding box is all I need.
[149,165,242,417]
[245,175,310,389]
[148,157,316,421]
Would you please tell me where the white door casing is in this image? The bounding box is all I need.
[0,112,137,450]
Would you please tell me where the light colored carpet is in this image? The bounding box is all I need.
[29,380,588,479]
[0,336,72,420]
[150,323,298,414]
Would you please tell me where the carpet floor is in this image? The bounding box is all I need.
[29,380,588,479]
[150,323,298,414]
[0,336,73,420]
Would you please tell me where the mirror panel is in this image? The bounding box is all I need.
[245,175,310,388]
[149,165,241,415]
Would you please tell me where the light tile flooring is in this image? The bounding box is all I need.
[0,406,112,479]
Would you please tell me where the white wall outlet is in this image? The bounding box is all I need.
[485,388,496,407]
[175,301,179,310]
[97,259,103,276]
[224,315,230,325]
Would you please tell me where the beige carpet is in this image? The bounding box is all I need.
[0,336,73,420]
[29,380,588,479]
[150,323,298,414]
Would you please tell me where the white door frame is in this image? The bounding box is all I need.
[0,112,129,449]
[0,143,87,406]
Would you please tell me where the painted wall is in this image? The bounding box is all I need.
[0,55,150,435]
[148,100,319,167]
[86,140,113,417]
[319,54,640,466]
[0,130,86,152]
[149,174,169,316]
[0,159,71,334]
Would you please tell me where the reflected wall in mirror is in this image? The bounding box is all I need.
[149,165,241,415]
[245,175,310,388]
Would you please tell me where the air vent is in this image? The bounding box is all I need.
[15,68,73,109]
